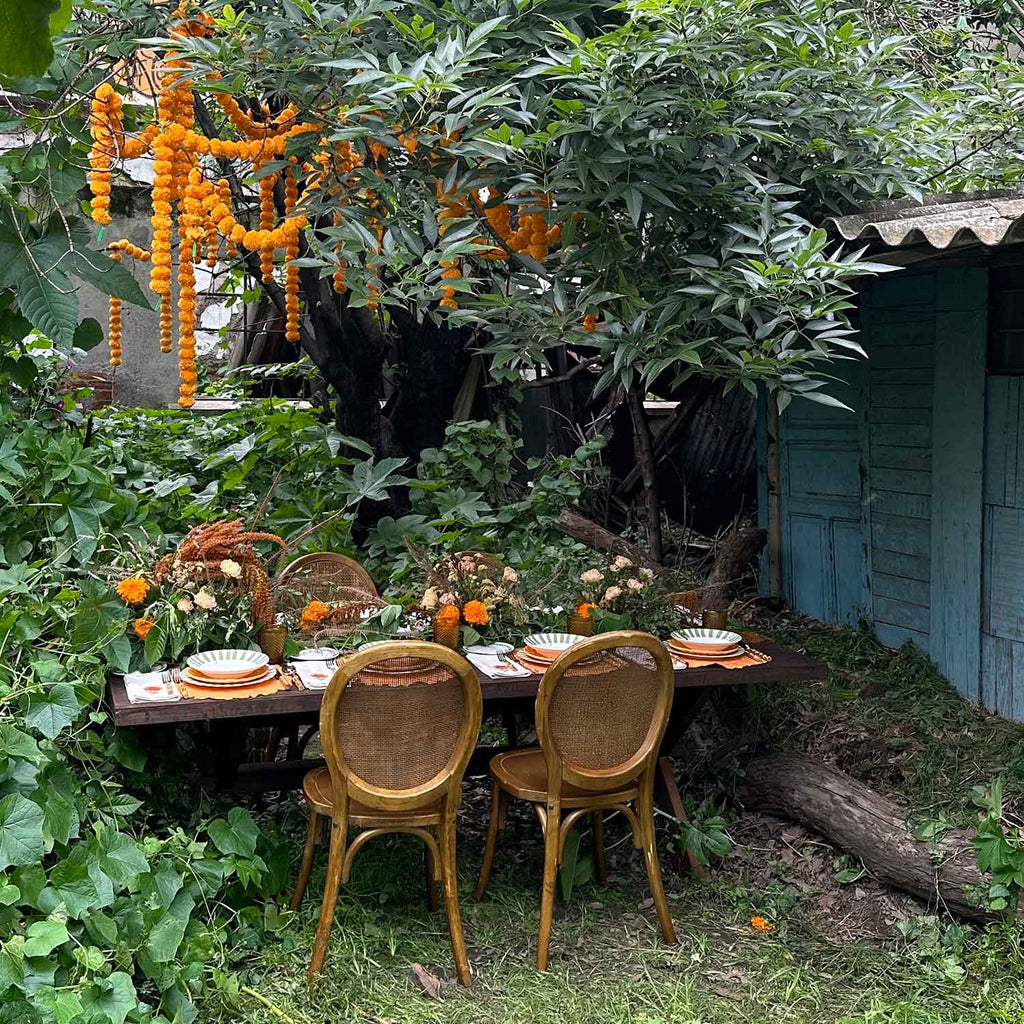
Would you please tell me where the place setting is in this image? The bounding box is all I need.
[665,628,771,669]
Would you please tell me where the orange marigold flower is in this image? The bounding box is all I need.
[117,577,150,605]
[751,916,773,933]
[436,603,461,626]
[300,600,331,625]
[576,602,598,619]
[133,617,155,639]
[463,600,489,626]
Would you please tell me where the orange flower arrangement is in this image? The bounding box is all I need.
[300,599,331,631]
[133,617,155,639]
[576,602,598,619]
[463,600,489,626]
[750,916,773,933]
[436,604,461,627]
[117,577,150,604]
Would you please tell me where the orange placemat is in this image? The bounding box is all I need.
[180,672,295,701]
[673,647,771,670]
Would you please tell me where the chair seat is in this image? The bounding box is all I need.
[302,767,443,826]
[489,748,639,807]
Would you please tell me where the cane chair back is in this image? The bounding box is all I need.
[535,630,673,794]
[319,641,482,813]
[278,552,378,605]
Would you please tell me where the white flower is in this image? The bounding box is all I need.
[627,577,644,592]
[439,592,457,607]
[639,567,655,580]
[176,597,194,614]
[422,587,438,610]
[219,558,242,579]
[459,557,477,573]
[603,585,623,602]
[612,555,633,571]
[581,569,604,585]
[502,566,519,584]
[195,588,218,611]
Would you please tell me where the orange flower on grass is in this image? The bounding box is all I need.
[133,617,155,640]
[751,916,773,933]
[117,577,150,605]
[436,604,461,626]
[463,600,489,626]
[576,602,598,619]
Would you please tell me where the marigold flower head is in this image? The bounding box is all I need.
[751,916,773,933]
[464,600,489,626]
[300,600,330,626]
[117,577,150,605]
[133,617,155,639]
[576,602,598,618]
[436,603,460,626]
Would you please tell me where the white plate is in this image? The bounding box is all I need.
[294,647,339,661]
[465,642,514,656]
[666,642,745,661]
[182,664,278,687]
[187,648,269,676]
[524,632,580,652]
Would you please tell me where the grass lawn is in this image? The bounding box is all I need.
[226,615,1024,1024]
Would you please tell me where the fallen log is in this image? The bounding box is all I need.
[739,753,1007,924]
[557,509,661,570]
[702,525,766,608]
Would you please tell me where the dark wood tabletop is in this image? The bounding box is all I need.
[106,641,827,728]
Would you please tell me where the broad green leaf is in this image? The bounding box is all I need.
[23,919,69,957]
[207,806,258,858]
[146,910,186,963]
[42,790,79,846]
[0,0,60,75]
[79,972,137,1024]
[0,882,18,905]
[47,859,96,917]
[0,794,44,869]
[24,682,80,739]
[69,250,154,309]
[96,831,148,889]
[73,317,104,353]
[143,617,168,667]
[12,260,77,347]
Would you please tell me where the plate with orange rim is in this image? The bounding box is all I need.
[181,665,279,687]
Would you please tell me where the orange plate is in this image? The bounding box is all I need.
[185,665,269,683]
[182,666,275,686]
[513,649,552,673]
[524,645,562,661]
[669,640,739,656]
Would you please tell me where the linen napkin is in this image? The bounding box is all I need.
[291,660,335,690]
[123,670,180,704]
[466,653,532,679]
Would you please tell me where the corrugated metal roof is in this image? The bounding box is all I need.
[825,191,1024,250]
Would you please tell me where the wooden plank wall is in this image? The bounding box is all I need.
[861,273,936,652]
[929,267,986,703]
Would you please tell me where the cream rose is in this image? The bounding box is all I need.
[639,567,655,580]
[502,566,519,584]
[603,585,623,602]
[581,569,604,585]
[219,558,242,579]
[176,597,194,613]
[627,577,644,592]
[612,555,633,571]
[194,588,218,611]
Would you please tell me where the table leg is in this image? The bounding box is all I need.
[501,711,519,749]
[209,720,250,789]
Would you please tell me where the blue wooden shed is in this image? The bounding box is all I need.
[758,193,1024,720]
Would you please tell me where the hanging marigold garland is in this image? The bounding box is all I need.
[87,3,570,407]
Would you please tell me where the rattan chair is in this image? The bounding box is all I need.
[473,630,677,970]
[278,551,378,604]
[453,550,504,579]
[291,641,482,985]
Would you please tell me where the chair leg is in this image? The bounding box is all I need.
[536,804,560,971]
[638,796,677,946]
[290,810,321,911]
[592,810,607,886]
[439,817,471,986]
[425,839,439,912]
[474,779,503,902]
[308,819,347,982]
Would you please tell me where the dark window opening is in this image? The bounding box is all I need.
[989,260,1024,374]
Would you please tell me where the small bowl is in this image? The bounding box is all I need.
[186,648,269,676]
[294,647,340,662]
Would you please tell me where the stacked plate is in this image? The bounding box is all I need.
[515,632,581,672]
[181,648,277,687]
[667,628,744,661]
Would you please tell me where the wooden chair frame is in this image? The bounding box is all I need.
[279,551,378,597]
[291,640,482,985]
[474,629,677,970]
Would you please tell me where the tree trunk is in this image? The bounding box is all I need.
[627,386,664,563]
[739,754,1010,924]
[702,525,767,608]
[557,510,661,570]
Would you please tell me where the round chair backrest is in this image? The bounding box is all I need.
[319,641,482,813]
[277,552,378,609]
[535,630,673,793]
[453,550,505,580]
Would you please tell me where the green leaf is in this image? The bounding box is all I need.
[80,972,137,1024]
[0,0,60,76]
[23,919,69,957]
[12,259,78,347]
[42,790,79,846]
[0,794,44,870]
[24,682,80,739]
[96,831,148,889]
[144,617,168,667]
[0,882,18,905]
[47,859,96,917]
[69,250,153,309]
[207,806,258,858]
[146,909,186,963]
[73,317,104,353]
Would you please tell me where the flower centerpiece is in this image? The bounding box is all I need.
[115,519,285,666]
[572,556,659,632]
[414,549,526,647]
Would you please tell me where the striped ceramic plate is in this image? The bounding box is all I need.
[669,628,742,653]
[186,648,269,677]
[523,632,581,660]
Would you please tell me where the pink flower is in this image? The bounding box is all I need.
[627,577,644,592]
[581,569,604,585]
[612,555,632,571]
[502,566,519,584]
[176,597,194,613]
[603,585,623,602]
[195,588,217,611]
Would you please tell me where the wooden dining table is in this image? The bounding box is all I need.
[106,640,826,874]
